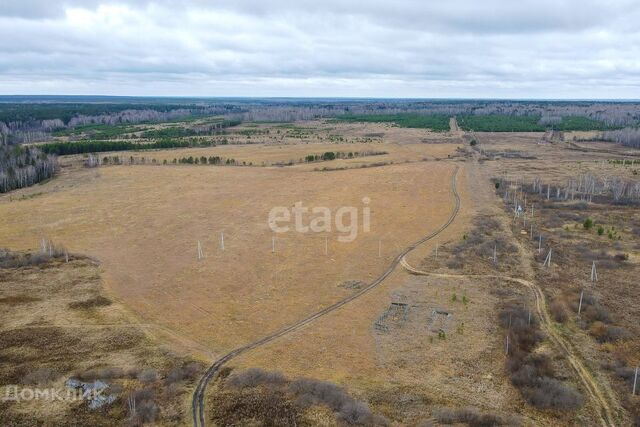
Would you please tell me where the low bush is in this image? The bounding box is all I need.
[521,378,583,410]
[164,362,202,385]
[137,368,159,384]
[68,295,112,309]
[550,299,569,323]
[500,304,583,411]
[434,406,520,426]
[221,370,388,426]
[227,368,287,389]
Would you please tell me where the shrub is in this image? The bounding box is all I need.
[583,304,611,324]
[434,406,519,426]
[597,226,605,236]
[137,399,159,423]
[137,368,159,384]
[68,295,112,309]
[613,253,629,261]
[583,217,594,230]
[522,378,583,410]
[227,368,287,389]
[550,300,569,323]
[165,362,202,384]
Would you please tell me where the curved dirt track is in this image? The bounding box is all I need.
[191,165,462,427]
[400,259,619,427]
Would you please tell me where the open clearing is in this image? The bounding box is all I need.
[0,130,466,363]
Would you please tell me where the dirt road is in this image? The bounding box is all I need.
[450,116,460,133]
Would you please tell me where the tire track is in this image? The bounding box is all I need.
[399,261,618,427]
[191,165,461,427]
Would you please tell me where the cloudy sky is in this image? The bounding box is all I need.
[1,0,639,98]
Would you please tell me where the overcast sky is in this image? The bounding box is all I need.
[1,0,639,98]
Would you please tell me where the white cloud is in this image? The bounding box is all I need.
[0,0,639,97]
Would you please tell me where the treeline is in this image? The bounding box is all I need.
[174,156,241,165]
[85,155,244,167]
[0,145,57,193]
[39,139,217,156]
[304,150,387,162]
[599,128,640,148]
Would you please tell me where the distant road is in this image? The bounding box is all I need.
[191,166,461,427]
[450,116,460,133]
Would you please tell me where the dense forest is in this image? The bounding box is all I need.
[0,145,57,193]
[600,128,640,148]
[0,101,242,144]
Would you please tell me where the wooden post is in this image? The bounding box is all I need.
[65,250,69,263]
[530,223,534,239]
[578,290,584,315]
[220,232,225,251]
[591,261,598,282]
[197,240,204,260]
[493,244,497,264]
[538,235,542,254]
[543,248,552,268]
[435,242,438,259]
[633,367,638,395]
[505,335,510,355]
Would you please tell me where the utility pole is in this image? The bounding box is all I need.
[220,232,225,251]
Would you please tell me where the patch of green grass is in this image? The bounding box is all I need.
[52,123,143,138]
